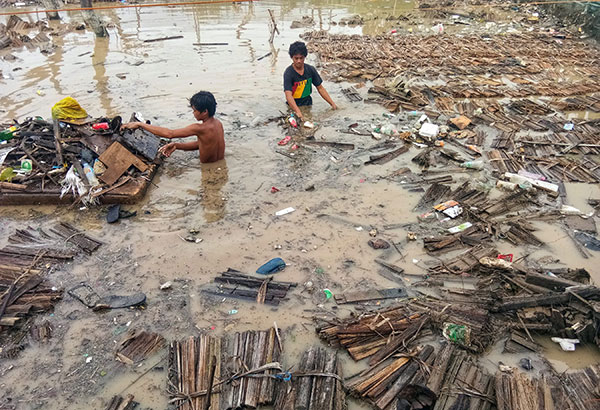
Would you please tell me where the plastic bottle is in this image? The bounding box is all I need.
[380,123,396,136]
[460,160,484,170]
[289,114,298,128]
[0,125,18,141]
[496,180,517,191]
[82,162,99,186]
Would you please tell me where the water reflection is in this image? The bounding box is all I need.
[91,36,115,115]
[200,159,228,223]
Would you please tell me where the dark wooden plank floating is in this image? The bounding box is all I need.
[365,145,409,165]
[144,35,184,43]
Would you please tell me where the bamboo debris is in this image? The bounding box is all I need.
[346,344,435,409]
[116,330,166,365]
[105,394,139,410]
[316,304,427,361]
[273,346,345,410]
[0,225,100,338]
[203,269,297,306]
[428,343,495,410]
[168,335,222,410]
[220,326,282,409]
[50,222,103,254]
[495,369,577,410]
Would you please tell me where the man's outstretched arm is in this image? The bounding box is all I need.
[121,122,201,139]
[316,85,337,110]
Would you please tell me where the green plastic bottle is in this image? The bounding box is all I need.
[0,125,18,141]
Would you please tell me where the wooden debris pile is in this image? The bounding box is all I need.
[346,344,435,409]
[316,304,428,361]
[428,343,495,410]
[202,268,297,305]
[0,113,161,205]
[273,346,345,410]
[304,29,600,187]
[221,327,283,408]
[0,225,100,334]
[116,330,166,365]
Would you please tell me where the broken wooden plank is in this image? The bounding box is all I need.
[98,142,149,186]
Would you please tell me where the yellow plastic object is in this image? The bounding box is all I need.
[0,167,16,182]
[51,97,88,120]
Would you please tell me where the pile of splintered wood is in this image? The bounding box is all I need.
[116,330,166,365]
[0,225,101,331]
[410,298,495,353]
[221,327,283,409]
[273,346,345,410]
[316,304,429,362]
[346,344,435,409]
[427,344,495,410]
[168,335,222,410]
[203,269,297,306]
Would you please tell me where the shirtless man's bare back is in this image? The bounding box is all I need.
[121,91,225,163]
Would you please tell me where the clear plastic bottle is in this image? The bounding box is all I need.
[82,162,99,187]
[460,160,484,170]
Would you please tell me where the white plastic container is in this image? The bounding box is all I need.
[419,123,439,138]
[505,172,558,193]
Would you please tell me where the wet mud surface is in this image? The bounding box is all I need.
[2,0,600,409]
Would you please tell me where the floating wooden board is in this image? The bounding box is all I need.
[334,288,407,304]
[98,142,149,186]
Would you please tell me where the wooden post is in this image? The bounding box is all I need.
[53,119,64,166]
[80,0,109,38]
[40,0,62,20]
[268,9,279,44]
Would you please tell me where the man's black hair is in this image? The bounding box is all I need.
[190,91,217,117]
[288,41,308,58]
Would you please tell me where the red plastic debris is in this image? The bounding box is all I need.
[271,186,280,193]
[498,254,514,262]
[278,136,292,146]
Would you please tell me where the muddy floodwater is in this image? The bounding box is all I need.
[2,0,600,409]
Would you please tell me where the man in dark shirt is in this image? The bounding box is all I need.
[283,41,337,121]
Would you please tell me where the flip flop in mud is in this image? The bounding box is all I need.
[68,283,146,310]
[107,204,138,224]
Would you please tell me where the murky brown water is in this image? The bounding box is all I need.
[2,1,600,408]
